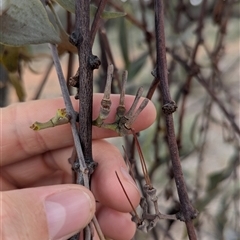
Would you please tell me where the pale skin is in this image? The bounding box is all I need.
[1,94,156,240]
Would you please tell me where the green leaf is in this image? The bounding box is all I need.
[128,52,148,80]
[0,45,47,72]
[54,1,126,19]
[119,18,130,69]
[0,46,21,72]
[101,10,126,19]
[53,0,75,13]
[8,72,26,102]
[207,171,230,191]
[215,199,228,238]
[90,5,126,19]
[206,151,239,191]
[0,0,60,46]
[195,187,220,211]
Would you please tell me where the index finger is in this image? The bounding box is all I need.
[2,94,156,166]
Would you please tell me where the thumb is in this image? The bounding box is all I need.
[1,185,95,240]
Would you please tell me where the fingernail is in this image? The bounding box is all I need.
[120,167,140,193]
[44,190,94,240]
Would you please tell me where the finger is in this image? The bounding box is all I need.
[92,94,156,139]
[96,206,136,240]
[1,185,95,240]
[1,146,73,190]
[1,139,142,214]
[91,140,141,212]
[2,94,156,166]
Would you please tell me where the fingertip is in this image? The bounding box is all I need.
[92,140,140,212]
[45,188,95,239]
[1,185,96,240]
[97,207,136,240]
[92,94,156,138]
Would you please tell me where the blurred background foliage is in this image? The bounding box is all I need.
[1,0,239,239]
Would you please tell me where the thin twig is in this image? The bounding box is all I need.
[33,61,53,100]
[177,0,207,145]
[98,27,121,89]
[196,73,240,136]
[92,216,105,240]
[139,0,155,66]
[90,0,108,47]
[169,49,240,138]
[131,129,151,187]
[66,52,74,94]
[108,0,153,38]
[115,171,142,224]
[49,44,88,179]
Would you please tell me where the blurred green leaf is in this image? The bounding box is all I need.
[215,197,229,238]
[0,0,60,46]
[8,72,25,101]
[195,187,221,211]
[195,150,239,212]
[90,5,126,19]
[0,45,40,72]
[207,152,239,191]
[128,52,148,80]
[190,113,202,150]
[119,18,130,69]
[0,46,21,72]
[54,1,126,19]
[53,0,75,13]
[101,10,126,19]
[207,171,231,191]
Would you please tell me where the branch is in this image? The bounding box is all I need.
[90,0,108,47]
[108,0,153,38]
[177,0,207,145]
[154,1,198,239]
[196,73,240,136]
[70,0,100,168]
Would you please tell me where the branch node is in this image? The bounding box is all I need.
[176,208,199,222]
[137,221,148,233]
[162,100,178,115]
[71,161,80,172]
[151,68,157,77]
[87,161,98,176]
[69,68,79,88]
[69,30,82,46]
[89,55,101,70]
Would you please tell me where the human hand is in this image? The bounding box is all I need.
[1,94,156,240]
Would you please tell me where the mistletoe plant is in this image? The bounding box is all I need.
[0,0,201,239]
